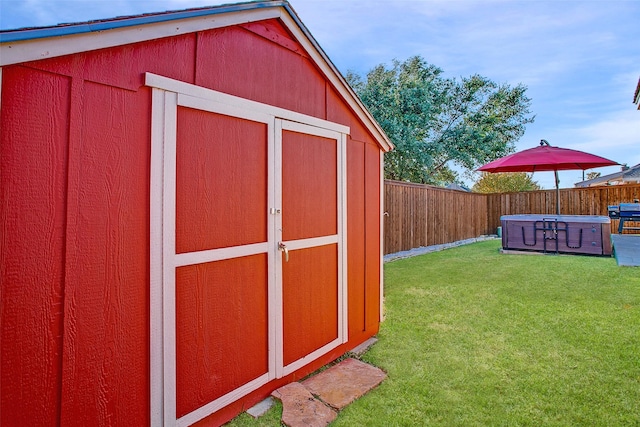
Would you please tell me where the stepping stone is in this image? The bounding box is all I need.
[302,358,386,410]
[271,382,337,427]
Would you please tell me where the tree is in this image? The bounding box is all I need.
[586,171,601,180]
[472,172,541,193]
[346,56,535,185]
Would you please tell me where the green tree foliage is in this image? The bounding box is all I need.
[472,172,541,193]
[586,171,601,180]
[346,56,535,185]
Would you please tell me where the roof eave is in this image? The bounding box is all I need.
[0,0,393,152]
[0,1,283,43]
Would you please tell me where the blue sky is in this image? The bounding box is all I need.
[2,0,639,189]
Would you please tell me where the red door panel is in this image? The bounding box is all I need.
[176,107,268,253]
[175,255,269,418]
[282,244,338,366]
[282,130,337,241]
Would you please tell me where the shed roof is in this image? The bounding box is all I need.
[0,0,392,152]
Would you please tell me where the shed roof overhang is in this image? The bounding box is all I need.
[0,0,393,152]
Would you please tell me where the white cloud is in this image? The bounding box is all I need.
[567,110,640,156]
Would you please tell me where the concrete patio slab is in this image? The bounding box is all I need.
[612,234,640,266]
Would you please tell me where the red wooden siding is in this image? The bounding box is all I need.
[0,15,386,426]
[194,21,327,118]
[364,143,382,331]
[347,140,367,333]
[176,107,268,252]
[1,66,69,426]
[176,255,269,418]
[26,34,197,92]
[281,128,340,366]
[60,79,151,426]
[329,85,384,338]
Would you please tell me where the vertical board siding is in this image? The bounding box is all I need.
[385,181,640,255]
[346,140,366,333]
[364,143,382,331]
[60,81,151,426]
[0,66,70,426]
[25,34,198,92]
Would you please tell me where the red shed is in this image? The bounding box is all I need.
[0,1,392,426]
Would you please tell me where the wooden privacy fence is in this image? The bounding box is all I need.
[384,180,640,255]
[384,180,490,254]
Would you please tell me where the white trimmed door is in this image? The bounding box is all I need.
[148,74,347,426]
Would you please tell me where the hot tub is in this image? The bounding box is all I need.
[500,214,612,256]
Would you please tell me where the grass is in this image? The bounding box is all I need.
[228,240,640,426]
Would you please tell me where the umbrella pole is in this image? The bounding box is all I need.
[554,170,560,215]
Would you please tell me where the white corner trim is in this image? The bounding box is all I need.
[340,133,349,340]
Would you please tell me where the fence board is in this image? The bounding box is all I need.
[384,181,640,255]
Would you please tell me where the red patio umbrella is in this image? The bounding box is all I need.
[477,140,619,214]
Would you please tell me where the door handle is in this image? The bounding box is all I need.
[278,242,289,262]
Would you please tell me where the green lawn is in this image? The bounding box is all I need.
[229,240,640,426]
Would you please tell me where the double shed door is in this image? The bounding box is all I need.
[148,75,348,426]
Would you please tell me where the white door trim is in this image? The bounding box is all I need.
[146,73,349,134]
